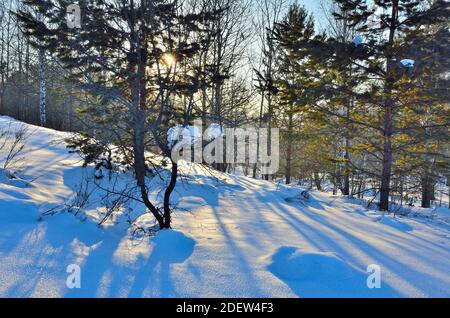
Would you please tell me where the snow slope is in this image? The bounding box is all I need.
[0,116,449,298]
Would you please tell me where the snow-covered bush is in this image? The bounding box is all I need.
[167,125,201,148]
[167,123,224,148]
[400,59,415,68]
[204,123,224,141]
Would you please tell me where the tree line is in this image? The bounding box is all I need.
[0,0,448,229]
[270,0,449,210]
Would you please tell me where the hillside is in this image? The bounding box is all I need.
[0,116,449,297]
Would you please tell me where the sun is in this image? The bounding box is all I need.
[162,53,177,69]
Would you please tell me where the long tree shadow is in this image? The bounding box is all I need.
[127,230,196,297]
[265,196,449,296]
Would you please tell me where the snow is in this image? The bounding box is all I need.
[167,125,201,148]
[352,35,364,46]
[167,123,223,147]
[149,230,196,263]
[204,123,224,140]
[1,116,450,297]
[400,59,415,68]
[267,247,393,297]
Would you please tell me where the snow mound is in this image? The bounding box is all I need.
[379,216,413,232]
[150,230,196,263]
[267,247,361,281]
[433,206,450,221]
[400,59,415,68]
[267,246,396,297]
[0,168,12,183]
[0,169,30,189]
[365,212,414,232]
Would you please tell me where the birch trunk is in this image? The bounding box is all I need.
[38,48,46,126]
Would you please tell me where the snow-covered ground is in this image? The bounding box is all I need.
[0,116,449,298]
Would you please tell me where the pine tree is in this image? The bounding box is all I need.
[284,0,449,211]
[273,3,316,185]
[17,0,218,229]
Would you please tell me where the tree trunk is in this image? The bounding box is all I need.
[130,50,165,228]
[343,139,350,195]
[253,91,265,178]
[430,178,436,201]
[448,175,450,209]
[264,92,273,181]
[162,161,178,229]
[0,20,4,115]
[0,7,12,116]
[25,43,30,122]
[133,110,165,229]
[38,48,47,127]
[379,0,398,212]
[421,172,434,208]
[285,112,293,184]
[421,177,431,209]
[380,103,393,211]
[343,71,352,196]
[313,172,322,191]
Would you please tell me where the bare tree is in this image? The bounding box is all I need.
[251,0,286,179]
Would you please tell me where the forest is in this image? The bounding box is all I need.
[2,0,448,216]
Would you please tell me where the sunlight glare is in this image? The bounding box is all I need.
[162,53,176,69]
